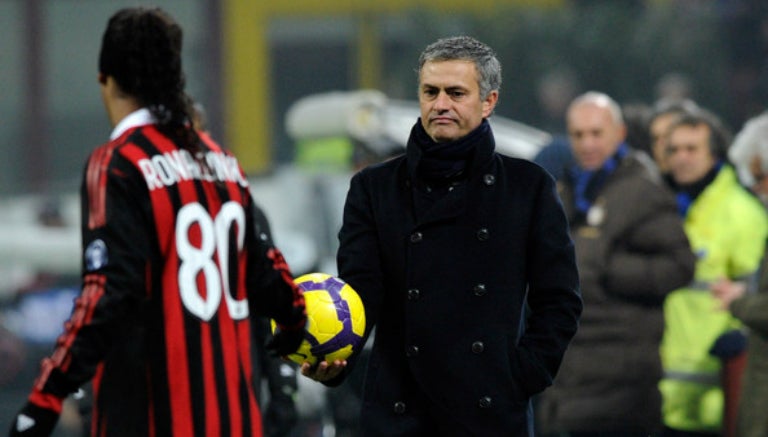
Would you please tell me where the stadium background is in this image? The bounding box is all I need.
[1,0,766,195]
[1,0,767,435]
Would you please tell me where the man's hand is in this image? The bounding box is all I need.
[300,359,347,383]
[8,402,60,437]
[265,327,305,358]
[711,278,747,311]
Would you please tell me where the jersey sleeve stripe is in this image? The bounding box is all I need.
[86,144,117,229]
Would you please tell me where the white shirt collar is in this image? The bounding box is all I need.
[110,108,156,140]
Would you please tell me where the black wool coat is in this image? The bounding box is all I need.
[333,121,582,436]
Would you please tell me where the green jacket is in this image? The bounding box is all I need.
[660,165,768,432]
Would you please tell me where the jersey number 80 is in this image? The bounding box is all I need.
[176,201,249,322]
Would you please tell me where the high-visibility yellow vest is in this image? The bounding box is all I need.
[660,165,768,432]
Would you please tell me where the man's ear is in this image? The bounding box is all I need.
[482,90,499,118]
[98,72,107,85]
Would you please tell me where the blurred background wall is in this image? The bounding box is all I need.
[1,0,767,195]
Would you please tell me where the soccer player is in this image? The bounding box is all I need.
[9,7,306,437]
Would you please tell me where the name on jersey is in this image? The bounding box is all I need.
[137,150,249,190]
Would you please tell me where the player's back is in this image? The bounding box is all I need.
[80,123,263,436]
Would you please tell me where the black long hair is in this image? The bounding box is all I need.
[98,7,200,151]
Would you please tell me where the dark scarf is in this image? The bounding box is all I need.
[409,119,490,185]
[670,161,723,217]
[567,143,629,223]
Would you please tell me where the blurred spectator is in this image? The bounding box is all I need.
[1,199,83,436]
[535,66,582,135]
[707,108,768,437]
[533,136,573,181]
[728,109,768,198]
[532,101,652,182]
[536,91,695,436]
[622,101,653,155]
[655,72,695,103]
[0,321,25,389]
[659,110,768,436]
[648,98,701,176]
[710,268,768,437]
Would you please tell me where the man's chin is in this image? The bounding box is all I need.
[428,129,460,143]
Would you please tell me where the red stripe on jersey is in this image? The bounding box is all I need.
[217,298,244,437]
[202,138,254,435]
[91,363,104,437]
[160,235,194,437]
[86,144,117,229]
[119,143,176,257]
[267,248,306,331]
[208,137,264,434]
[34,274,106,395]
[146,368,156,437]
[122,130,197,437]
[143,128,211,436]
[28,390,63,413]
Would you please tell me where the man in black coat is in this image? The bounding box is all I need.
[301,35,583,436]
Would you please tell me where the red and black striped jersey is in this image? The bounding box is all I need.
[28,111,305,437]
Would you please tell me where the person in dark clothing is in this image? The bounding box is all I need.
[300,35,582,436]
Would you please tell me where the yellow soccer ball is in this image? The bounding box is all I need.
[271,272,366,366]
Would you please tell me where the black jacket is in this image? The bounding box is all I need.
[334,121,582,436]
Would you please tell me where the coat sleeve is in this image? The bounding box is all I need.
[515,171,582,396]
[730,293,768,337]
[602,183,695,305]
[325,169,383,386]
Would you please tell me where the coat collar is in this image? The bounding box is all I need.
[403,119,497,226]
[405,118,496,183]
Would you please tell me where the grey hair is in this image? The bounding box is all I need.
[568,91,624,124]
[418,36,502,100]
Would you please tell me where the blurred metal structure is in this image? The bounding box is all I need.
[285,90,551,159]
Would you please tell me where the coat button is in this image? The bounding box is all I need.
[407,288,421,300]
[473,284,487,296]
[393,401,406,414]
[471,341,484,354]
[483,174,495,185]
[476,228,489,241]
[406,345,419,357]
[478,396,492,408]
[410,232,423,243]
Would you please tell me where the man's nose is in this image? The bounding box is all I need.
[434,91,451,110]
